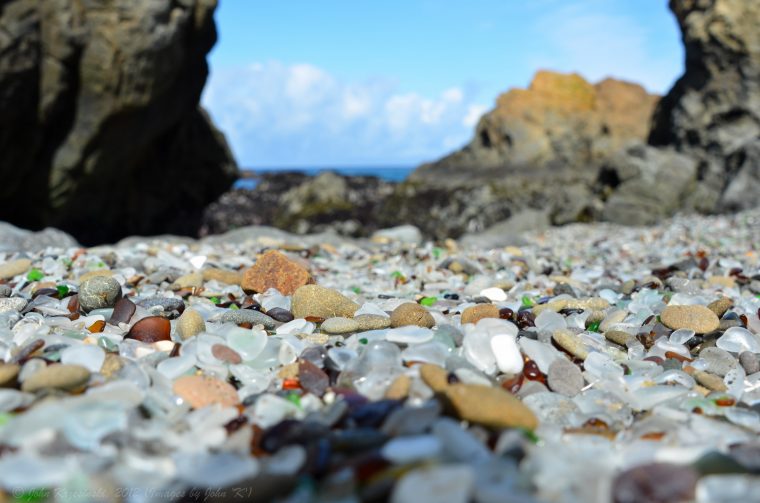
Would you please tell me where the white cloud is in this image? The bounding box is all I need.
[530,1,682,94]
[202,61,485,166]
[463,104,488,128]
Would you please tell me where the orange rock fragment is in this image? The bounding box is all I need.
[241,250,313,295]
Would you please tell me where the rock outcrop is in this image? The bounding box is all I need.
[201,172,397,237]
[650,0,760,213]
[0,0,237,244]
[597,0,760,223]
[410,71,658,186]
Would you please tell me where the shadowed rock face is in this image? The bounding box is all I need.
[410,71,658,186]
[648,0,760,213]
[0,0,237,244]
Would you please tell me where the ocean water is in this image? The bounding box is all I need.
[234,166,414,190]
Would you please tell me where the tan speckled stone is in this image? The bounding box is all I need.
[173,375,239,409]
[176,308,206,340]
[460,304,499,325]
[419,363,449,393]
[707,297,732,318]
[0,258,32,279]
[604,330,634,346]
[202,268,242,285]
[321,317,360,334]
[661,305,719,334]
[0,363,20,387]
[552,329,589,360]
[172,272,203,289]
[21,364,90,393]
[292,285,359,319]
[355,314,391,331]
[445,383,538,430]
[384,374,411,400]
[692,370,727,392]
[390,303,435,328]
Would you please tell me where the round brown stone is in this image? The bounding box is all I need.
[390,303,435,328]
[460,304,499,325]
[660,305,720,334]
[172,375,240,409]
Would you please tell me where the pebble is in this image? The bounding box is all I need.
[21,364,90,393]
[390,303,435,328]
[172,271,203,289]
[78,275,122,312]
[172,374,240,408]
[547,358,585,397]
[291,284,359,319]
[419,364,449,393]
[605,329,633,346]
[689,369,728,392]
[298,359,329,396]
[444,383,538,430]
[320,317,359,334]
[138,296,185,312]
[0,206,759,500]
[0,297,26,313]
[739,351,760,374]
[552,329,589,360]
[0,363,20,387]
[126,316,171,343]
[460,304,499,325]
[218,309,277,329]
[0,258,31,279]
[355,314,391,330]
[266,307,294,322]
[176,308,206,339]
[242,250,312,295]
[707,297,733,317]
[660,304,720,334]
[212,344,242,364]
[202,267,242,285]
[385,374,411,400]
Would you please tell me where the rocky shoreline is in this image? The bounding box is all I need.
[0,208,759,501]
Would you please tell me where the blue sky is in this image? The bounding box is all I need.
[202,0,683,168]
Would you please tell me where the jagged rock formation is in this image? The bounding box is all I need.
[410,71,658,186]
[0,0,237,244]
[597,0,760,223]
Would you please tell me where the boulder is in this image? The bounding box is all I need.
[0,0,237,244]
[409,71,658,187]
[648,0,760,214]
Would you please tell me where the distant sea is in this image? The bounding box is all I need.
[234,166,414,190]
